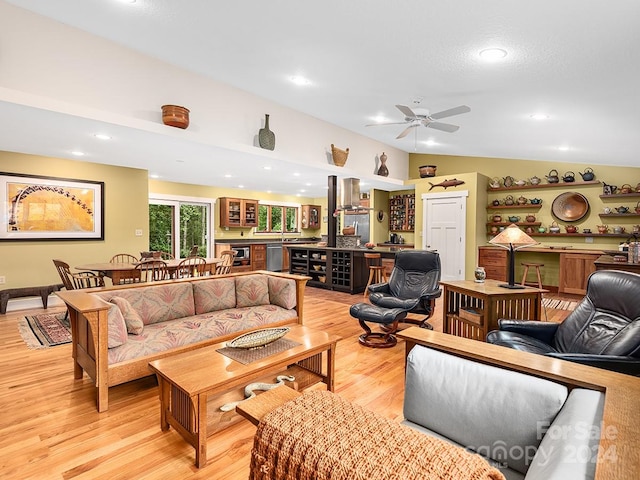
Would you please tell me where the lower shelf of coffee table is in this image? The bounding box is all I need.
[205,364,324,434]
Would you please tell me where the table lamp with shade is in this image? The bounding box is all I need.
[489,224,539,289]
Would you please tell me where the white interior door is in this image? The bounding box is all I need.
[422,191,468,281]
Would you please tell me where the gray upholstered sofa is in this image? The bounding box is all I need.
[57,271,308,412]
[403,344,604,480]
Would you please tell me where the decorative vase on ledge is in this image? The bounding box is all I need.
[377,152,389,176]
[161,105,190,129]
[259,114,276,150]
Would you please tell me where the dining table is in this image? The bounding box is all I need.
[76,258,222,285]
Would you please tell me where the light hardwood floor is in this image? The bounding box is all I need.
[0,288,573,479]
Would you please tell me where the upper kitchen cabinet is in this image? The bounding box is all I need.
[301,205,321,229]
[219,197,258,228]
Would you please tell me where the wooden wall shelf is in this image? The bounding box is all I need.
[487,180,601,192]
[599,192,640,200]
[487,204,542,210]
[598,213,640,218]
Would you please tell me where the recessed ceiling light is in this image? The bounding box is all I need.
[224,174,232,178]
[530,113,550,120]
[237,185,244,189]
[372,115,386,123]
[263,166,272,170]
[71,151,85,156]
[423,140,438,146]
[300,189,306,193]
[149,174,160,179]
[290,75,311,86]
[558,145,570,151]
[479,48,508,61]
[94,133,111,140]
[293,172,300,177]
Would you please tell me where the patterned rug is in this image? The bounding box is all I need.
[19,311,71,349]
[542,298,579,311]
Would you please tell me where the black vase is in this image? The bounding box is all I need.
[259,114,275,150]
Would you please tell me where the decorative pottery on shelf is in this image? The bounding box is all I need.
[258,114,275,150]
[377,152,389,176]
[161,105,190,129]
[331,144,349,167]
[419,165,437,178]
[474,266,486,283]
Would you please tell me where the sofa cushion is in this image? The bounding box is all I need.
[106,302,128,348]
[107,305,297,365]
[193,277,237,314]
[268,276,297,310]
[404,345,568,475]
[94,282,195,325]
[526,388,604,480]
[110,296,144,335]
[236,275,269,308]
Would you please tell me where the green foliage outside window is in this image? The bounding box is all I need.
[257,204,298,233]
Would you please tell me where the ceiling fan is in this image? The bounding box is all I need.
[367,104,471,139]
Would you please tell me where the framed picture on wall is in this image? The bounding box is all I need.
[0,172,104,241]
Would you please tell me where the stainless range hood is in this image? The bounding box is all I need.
[340,177,360,209]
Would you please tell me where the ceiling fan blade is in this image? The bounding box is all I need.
[430,105,471,120]
[395,104,417,119]
[396,124,418,139]
[427,121,460,133]
[365,121,410,127]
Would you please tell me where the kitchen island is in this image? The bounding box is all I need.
[284,244,412,294]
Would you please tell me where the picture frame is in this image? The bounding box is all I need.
[0,172,104,241]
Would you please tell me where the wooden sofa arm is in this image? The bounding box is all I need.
[397,327,640,480]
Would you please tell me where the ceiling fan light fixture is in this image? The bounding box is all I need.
[479,48,508,61]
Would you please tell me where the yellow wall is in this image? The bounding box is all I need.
[0,152,149,288]
[410,153,640,282]
[148,179,324,241]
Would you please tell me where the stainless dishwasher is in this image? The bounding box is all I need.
[266,243,283,271]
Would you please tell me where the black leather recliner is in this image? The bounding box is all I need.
[486,270,640,376]
[368,250,442,329]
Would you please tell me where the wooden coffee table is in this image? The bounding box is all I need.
[148,325,340,467]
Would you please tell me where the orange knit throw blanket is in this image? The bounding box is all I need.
[250,391,505,480]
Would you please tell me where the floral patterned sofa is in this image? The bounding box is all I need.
[57,271,309,412]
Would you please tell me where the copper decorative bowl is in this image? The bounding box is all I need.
[551,192,589,222]
[161,104,190,129]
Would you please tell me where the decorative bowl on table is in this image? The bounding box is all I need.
[227,327,290,349]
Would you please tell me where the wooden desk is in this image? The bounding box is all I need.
[440,279,546,341]
[398,327,640,480]
[76,257,221,284]
[594,255,640,274]
[148,325,339,468]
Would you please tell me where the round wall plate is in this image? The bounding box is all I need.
[551,192,589,222]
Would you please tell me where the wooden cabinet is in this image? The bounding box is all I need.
[219,197,258,228]
[289,247,329,289]
[301,205,321,229]
[252,244,266,270]
[478,247,508,282]
[389,194,415,232]
[287,247,367,293]
[558,253,599,295]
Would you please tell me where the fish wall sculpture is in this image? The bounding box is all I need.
[428,178,465,191]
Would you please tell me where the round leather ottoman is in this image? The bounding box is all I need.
[349,303,407,348]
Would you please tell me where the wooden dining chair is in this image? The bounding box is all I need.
[109,253,141,284]
[215,250,237,275]
[110,253,139,264]
[53,259,105,318]
[135,260,169,282]
[175,256,207,278]
[53,259,105,290]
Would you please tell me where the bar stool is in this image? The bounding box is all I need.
[364,253,386,297]
[521,262,544,289]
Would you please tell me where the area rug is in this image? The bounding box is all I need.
[542,298,579,311]
[19,311,71,349]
